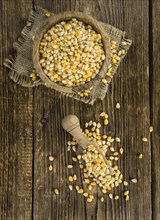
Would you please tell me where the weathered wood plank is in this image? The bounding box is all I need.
[0,1,33,219]
[33,0,151,219]
[151,0,160,219]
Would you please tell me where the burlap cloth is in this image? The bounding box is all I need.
[4,6,132,105]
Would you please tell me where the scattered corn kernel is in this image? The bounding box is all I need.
[116,103,120,109]
[115,137,120,142]
[54,189,59,195]
[119,148,124,154]
[109,194,113,199]
[124,190,129,196]
[114,195,119,200]
[100,197,104,202]
[142,137,148,142]
[83,192,89,197]
[138,153,143,159]
[78,189,84,194]
[73,174,77,181]
[121,41,127,46]
[100,112,106,117]
[131,178,137,183]
[76,185,79,191]
[72,157,77,162]
[102,78,107,84]
[45,12,51,17]
[67,165,73,168]
[26,22,32,27]
[49,165,53,171]
[68,176,73,182]
[49,156,54,161]
[67,146,71,151]
[104,119,109,125]
[72,145,77,152]
[77,155,82,160]
[149,126,153,132]
[123,181,128,186]
[88,185,92,190]
[125,195,129,201]
[87,198,92,203]
[68,185,73,191]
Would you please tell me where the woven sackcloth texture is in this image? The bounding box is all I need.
[4,6,132,105]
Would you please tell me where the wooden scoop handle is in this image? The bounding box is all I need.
[62,114,88,149]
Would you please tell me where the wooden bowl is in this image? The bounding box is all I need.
[33,11,111,93]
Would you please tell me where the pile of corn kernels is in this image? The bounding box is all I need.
[39,18,105,87]
[49,109,153,202]
[65,112,129,202]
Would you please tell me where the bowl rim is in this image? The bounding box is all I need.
[33,11,111,94]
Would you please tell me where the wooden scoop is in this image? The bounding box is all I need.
[62,114,113,174]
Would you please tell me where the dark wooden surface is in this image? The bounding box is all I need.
[0,0,159,219]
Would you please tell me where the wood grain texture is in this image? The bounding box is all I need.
[33,0,151,220]
[151,0,160,219]
[2,0,160,219]
[0,0,33,219]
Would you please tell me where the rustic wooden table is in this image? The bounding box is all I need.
[0,0,160,219]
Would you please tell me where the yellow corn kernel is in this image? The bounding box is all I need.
[149,126,153,132]
[49,165,53,171]
[68,185,73,191]
[68,176,73,182]
[142,137,148,142]
[83,192,89,197]
[100,197,104,202]
[54,188,59,195]
[78,189,84,194]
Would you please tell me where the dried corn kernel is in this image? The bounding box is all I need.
[124,190,129,196]
[131,178,137,183]
[26,22,32,27]
[67,165,73,168]
[54,189,59,195]
[102,78,107,84]
[115,137,120,142]
[121,41,127,46]
[68,176,73,182]
[100,197,104,202]
[83,192,89,197]
[49,156,54,161]
[116,103,120,109]
[119,148,124,154]
[76,185,79,191]
[123,181,128,186]
[100,112,106,117]
[138,153,143,159]
[68,185,73,191]
[87,198,92,202]
[149,126,153,132]
[73,174,77,181]
[104,119,109,125]
[114,195,119,200]
[72,157,77,162]
[45,12,51,17]
[142,137,148,142]
[78,189,84,194]
[49,165,53,171]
